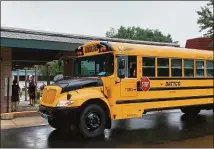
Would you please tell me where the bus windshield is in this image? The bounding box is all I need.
[74,53,114,77]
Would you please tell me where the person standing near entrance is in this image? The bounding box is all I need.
[11,80,20,112]
[28,75,36,106]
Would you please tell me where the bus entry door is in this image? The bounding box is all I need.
[120,79,137,97]
[117,55,137,97]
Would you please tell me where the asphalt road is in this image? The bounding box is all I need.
[1,110,213,148]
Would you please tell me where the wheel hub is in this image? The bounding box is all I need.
[85,112,101,131]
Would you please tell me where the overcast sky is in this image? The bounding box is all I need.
[1,1,208,47]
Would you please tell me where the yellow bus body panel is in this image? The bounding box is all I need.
[41,41,213,120]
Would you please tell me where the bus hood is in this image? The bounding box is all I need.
[54,78,103,93]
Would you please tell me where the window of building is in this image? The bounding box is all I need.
[196,60,204,77]
[206,60,213,77]
[171,59,182,77]
[142,57,155,77]
[184,59,194,77]
[157,58,169,77]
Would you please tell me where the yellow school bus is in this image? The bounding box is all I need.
[39,41,214,138]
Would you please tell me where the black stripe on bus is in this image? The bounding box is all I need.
[149,86,214,91]
[143,103,214,113]
[149,77,214,80]
[116,95,214,104]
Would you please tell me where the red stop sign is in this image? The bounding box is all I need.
[141,77,151,91]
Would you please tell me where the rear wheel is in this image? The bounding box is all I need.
[76,104,107,138]
[181,107,201,116]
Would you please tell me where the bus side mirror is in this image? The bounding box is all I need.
[115,77,121,84]
[119,59,125,69]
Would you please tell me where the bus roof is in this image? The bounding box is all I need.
[108,41,213,60]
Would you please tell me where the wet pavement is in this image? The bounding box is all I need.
[1,110,213,148]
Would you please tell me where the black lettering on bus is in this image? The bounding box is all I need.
[165,81,181,87]
[85,45,98,53]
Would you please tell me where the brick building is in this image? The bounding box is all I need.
[185,37,213,51]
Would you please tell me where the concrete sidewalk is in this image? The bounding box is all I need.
[16,100,39,112]
[1,116,48,130]
[1,96,40,120]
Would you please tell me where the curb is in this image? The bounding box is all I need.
[0,122,49,130]
[1,111,40,120]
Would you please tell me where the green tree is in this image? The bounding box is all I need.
[38,66,47,76]
[38,60,64,77]
[197,0,214,38]
[196,0,214,47]
[106,26,175,43]
[50,60,64,76]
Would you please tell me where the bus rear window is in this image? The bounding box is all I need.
[206,60,213,77]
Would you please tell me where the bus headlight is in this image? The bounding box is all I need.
[56,100,75,107]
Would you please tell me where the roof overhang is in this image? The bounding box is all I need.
[1,26,180,70]
[1,26,180,50]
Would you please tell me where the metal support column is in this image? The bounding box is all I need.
[25,69,27,101]
[17,69,20,84]
[35,67,38,102]
[7,78,10,113]
[47,65,50,85]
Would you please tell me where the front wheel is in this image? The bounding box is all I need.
[77,104,107,138]
[48,118,71,131]
[48,118,60,129]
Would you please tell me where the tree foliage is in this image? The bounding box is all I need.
[38,60,64,77]
[106,26,175,43]
[196,0,214,39]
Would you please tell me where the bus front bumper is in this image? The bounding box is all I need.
[38,105,80,122]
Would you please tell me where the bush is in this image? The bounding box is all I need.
[36,99,40,105]
[37,90,41,99]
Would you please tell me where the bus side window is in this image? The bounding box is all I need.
[157,58,169,77]
[142,57,155,77]
[128,56,137,78]
[196,60,205,77]
[184,59,194,77]
[206,60,214,77]
[171,59,182,77]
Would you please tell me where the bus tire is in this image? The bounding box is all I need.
[48,118,70,131]
[180,107,200,116]
[77,104,106,138]
[48,118,60,129]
